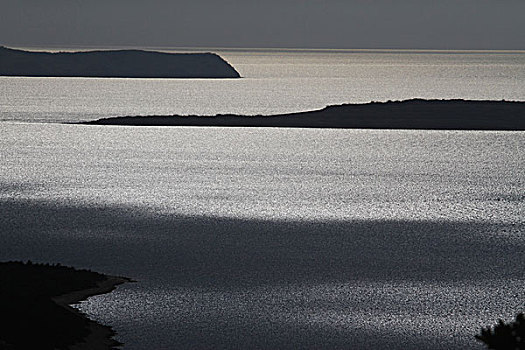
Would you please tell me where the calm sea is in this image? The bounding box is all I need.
[1,49,524,122]
[1,49,524,349]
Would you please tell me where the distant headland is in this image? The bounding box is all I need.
[82,99,525,130]
[0,46,240,78]
[0,261,131,350]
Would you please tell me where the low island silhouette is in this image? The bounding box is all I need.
[0,46,240,78]
[82,99,525,130]
[0,261,130,350]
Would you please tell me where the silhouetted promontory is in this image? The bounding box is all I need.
[0,46,240,78]
[0,261,130,350]
[83,99,525,130]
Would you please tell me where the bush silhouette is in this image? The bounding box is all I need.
[476,312,525,349]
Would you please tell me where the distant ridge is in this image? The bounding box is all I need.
[0,46,240,78]
[82,99,525,130]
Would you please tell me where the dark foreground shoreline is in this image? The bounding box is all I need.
[82,99,525,130]
[0,261,130,350]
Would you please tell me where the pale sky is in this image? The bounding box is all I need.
[1,0,524,50]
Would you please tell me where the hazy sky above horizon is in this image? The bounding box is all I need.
[1,0,524,50]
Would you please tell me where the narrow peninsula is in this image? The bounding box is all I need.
[0,261,130,350]
[83,99,525,130]
[0,46,240,78]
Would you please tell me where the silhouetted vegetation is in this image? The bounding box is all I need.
[0,261,113,350]
[476,313,525,349]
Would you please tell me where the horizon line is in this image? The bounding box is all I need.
[4,44,525,55]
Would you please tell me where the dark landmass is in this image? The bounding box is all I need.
[0,261,130,350]
[83,99,525,130]
[0,46,240,78]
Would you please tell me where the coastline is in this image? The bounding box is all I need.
[81,99,525,131]
[0,262,132,350]
[53,276,132,350]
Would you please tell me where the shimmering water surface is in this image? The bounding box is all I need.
[1,50,524,349]
[1,49,524,123]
